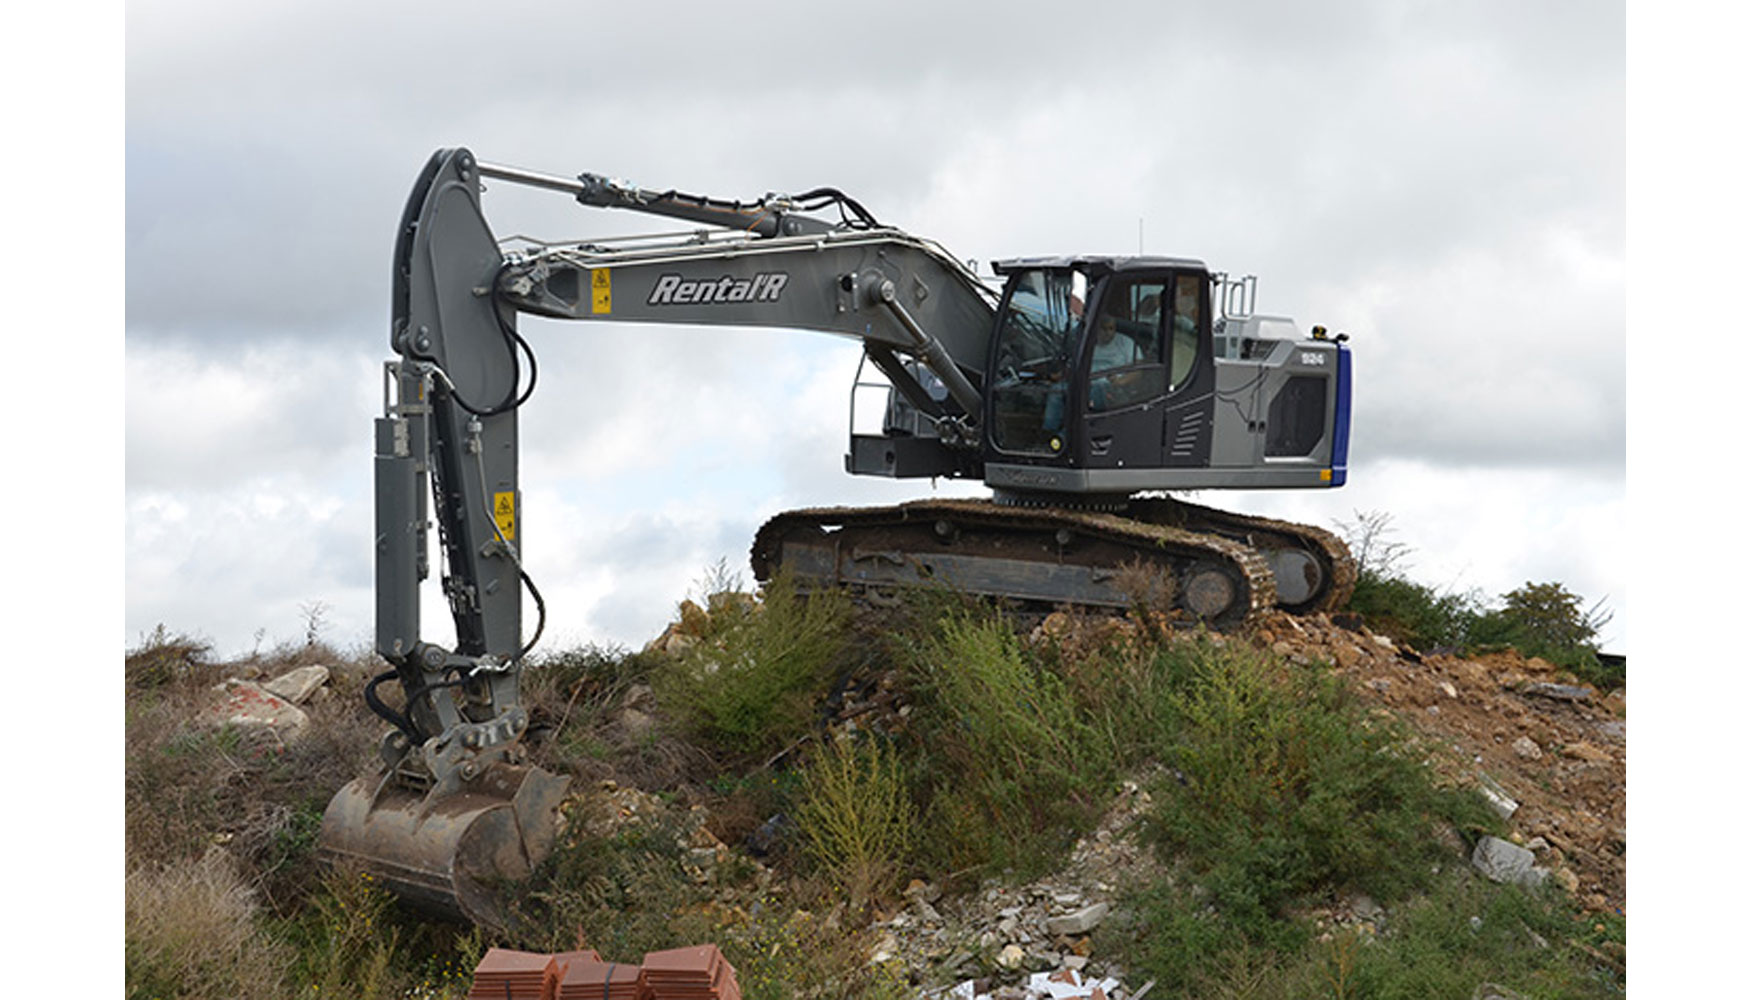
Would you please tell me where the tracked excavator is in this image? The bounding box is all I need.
[320,148,1356,927]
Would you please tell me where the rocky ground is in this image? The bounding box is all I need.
[642,607,1627,998]
[199,607,1625,1000]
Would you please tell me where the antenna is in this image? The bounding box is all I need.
[1137,218,1144,254]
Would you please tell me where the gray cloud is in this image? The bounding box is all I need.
[125,0,1626,655]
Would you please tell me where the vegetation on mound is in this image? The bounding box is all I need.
[1338,511,1621,692]
[125,566,1624,999]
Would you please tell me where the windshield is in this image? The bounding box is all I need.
[990,268,1086,454]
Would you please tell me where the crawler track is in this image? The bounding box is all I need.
[751,497,1353,626]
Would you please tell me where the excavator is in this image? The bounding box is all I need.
[319,148,1355,927]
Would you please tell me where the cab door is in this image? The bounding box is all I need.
[1158,272,1216,467]
[1079,275,1168,469]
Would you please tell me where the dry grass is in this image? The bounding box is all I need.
[125,849,292,1000]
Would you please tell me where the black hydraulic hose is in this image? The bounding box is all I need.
[439,268,539,418]
[792,186,880,229]
[365,669,420,744]
[515,564,547,665]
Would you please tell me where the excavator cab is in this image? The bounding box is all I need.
[977,257,1349,500]
[985,259,1223,483]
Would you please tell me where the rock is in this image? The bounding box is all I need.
[1560,741,1613,763]
[261,664,330,704]
[617,707,656,738]
[623,683,656,709]
[744,813,792,857]
[1370,633,1396,651]
[1438,681,1458,699]
[1553,867,1580,894]
[1472,984,1530,1000]
[905,878,942,904]
[1271,641,1294,657]
[201,679,309,746]
[996,944,1027,970]
[1512,736,1543,760]
[1474,773,1519,820]
[1524,682,1592,703]
[867,931,900,965]
[1471,836,1547,888]
[1349,893,1385,923]
[1045,903,1110,936]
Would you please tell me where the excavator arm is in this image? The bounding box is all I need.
[324,147,1002,927]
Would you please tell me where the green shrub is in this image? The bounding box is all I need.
[904,609,1115,876]
[509,799,716,958]
[291,868,405,998]
[653,571,851,759]
[793,735,918,908]
[1344,569,1485,651]
[1140,640,1492,931]
[1472,581,1620,689]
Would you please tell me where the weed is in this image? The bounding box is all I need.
[722,889,911,1000]
[126,849,292,1000]
[793,735,917,909]
[508,795,716,958]
[126,624,216,690]
[291,867,404,997]
[653,569,851,760]
[903,607,1114,877]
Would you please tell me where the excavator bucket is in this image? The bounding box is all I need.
[318,761,571,929]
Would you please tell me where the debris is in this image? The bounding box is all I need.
[1045,903,1110,936]
[1473,772,1519,821]
[1471,836,1548,888]
[1523,682,1593,703]
[200,679,308,746]
[1511,736,1543,760]
[261,664,330,704]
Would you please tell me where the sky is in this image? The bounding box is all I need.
[120,0,1633,659]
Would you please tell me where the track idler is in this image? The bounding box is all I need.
[319,760,570,930]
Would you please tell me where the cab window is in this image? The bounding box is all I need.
[1168,274,1203,391]
[1086,278,1166,411]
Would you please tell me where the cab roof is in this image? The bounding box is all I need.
[992,255,1208,278]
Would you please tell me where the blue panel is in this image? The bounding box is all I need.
[1330,344,1352,486]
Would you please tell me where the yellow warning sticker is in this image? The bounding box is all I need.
[493,491,517,540]
[1319,468,1333,482]
[591,268,611,314]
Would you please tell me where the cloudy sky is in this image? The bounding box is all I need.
[120,0,1630,658]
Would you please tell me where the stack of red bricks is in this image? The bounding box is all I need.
[468,943,741,1000]
[640,944,742,1000]
[467,948,559,1000]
